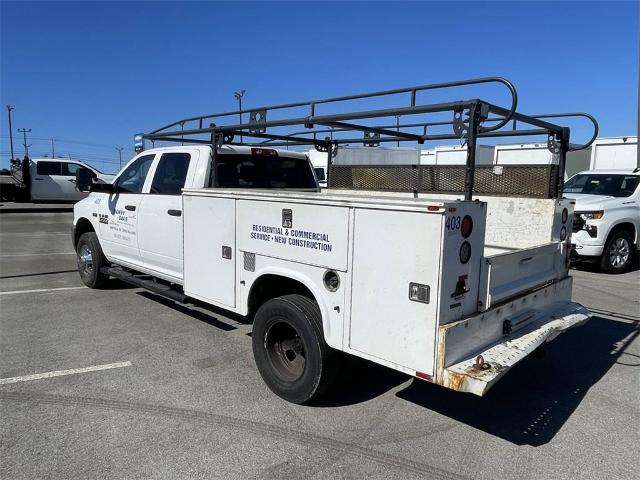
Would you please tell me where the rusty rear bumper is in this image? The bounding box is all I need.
[435,278,590,396]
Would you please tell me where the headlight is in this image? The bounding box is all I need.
[579,211,604,221]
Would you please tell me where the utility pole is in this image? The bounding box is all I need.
[6,105,14,161]
[18,128,31,158]
[395,115,400,147]
[234,89,245,142]
[115,147,124,169]
[50,138,56,158]
[180,121,185,146]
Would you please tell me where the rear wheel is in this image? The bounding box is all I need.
[252,294,337,404]
[76,232,109,288]
[600,231,634,274]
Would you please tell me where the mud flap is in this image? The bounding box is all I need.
[441,302,590,396]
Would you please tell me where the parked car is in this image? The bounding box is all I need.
[565,169,640,273]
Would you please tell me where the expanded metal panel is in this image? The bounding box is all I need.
[329,164,558,198]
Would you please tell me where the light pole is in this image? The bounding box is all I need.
[50,138,56,158]
[115,147,124,169]
[18,128,31,158]
[180,121,185,146]
[234,89,245,142]
[6,105,14,161]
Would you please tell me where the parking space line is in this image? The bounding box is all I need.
[0,252,76,257]
[0,286,87,295]
[0,232,69,235]
[0,361,133,385]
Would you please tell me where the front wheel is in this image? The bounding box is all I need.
[252,294,337,404]
[76,232,109,288]
[600,231,634,274]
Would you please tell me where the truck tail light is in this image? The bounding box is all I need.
[461,215,473,238]
[459,241,471,264]
[251,148,278,157]
[560,226,567,241]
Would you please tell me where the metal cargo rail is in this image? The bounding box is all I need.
[143,76,598,200]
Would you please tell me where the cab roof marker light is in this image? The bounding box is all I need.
[251,148,278,157]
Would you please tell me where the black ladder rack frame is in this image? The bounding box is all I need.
[143,77,598,200]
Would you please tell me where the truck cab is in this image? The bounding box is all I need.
[73,145,318,283]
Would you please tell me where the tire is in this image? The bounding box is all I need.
[76,232,109,288]
[600,230,634,274]
[252,294,338,404]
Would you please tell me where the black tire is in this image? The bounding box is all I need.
[252,294,337,404]
[76,232,109,288]
[600,230,634,274]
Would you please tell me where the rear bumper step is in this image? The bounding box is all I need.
[101,266,187,303]
[441,301,590,396]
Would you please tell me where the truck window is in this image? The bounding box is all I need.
[63,163,94,178]
[149,153,191,195]
[565,173,639,197]
[216,154,316,189]
[116,154,155,193]
[36,161,62,176]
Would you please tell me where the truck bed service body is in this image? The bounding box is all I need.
[72,77,598,403]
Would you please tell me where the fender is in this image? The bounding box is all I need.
[244,264,344,350]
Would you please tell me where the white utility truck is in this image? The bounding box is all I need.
[73,77,598,403]
[565,169,640,273]
[0,157,114,202]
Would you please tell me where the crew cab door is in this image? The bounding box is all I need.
[137,150,197,280]
[99,153,156,267]
[31,161,64,200]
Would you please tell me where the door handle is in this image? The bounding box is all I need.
[68,179,76,183]
[35,178,44,181]
[124,205,136,211]
[167,209,182,217]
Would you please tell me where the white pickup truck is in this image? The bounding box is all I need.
[565,169,639,273]
[72,78,596,403]
[1,157,114,202]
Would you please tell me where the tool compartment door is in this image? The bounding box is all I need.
[349,208,442,375]
[183,195,236,308]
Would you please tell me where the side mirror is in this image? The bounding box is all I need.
[314,167,326,182]
[76,168,93,192]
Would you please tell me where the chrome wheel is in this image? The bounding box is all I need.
[78,244,94,275]
[608,237,630,268]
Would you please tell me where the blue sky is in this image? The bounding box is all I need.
[1,1,638,173]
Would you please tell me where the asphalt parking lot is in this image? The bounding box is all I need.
[1,211,638,480]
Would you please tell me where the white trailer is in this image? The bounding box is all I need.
[589,136,638,170]
[309,146,421,186]
[432,144,494,165]
[493,142,591,179]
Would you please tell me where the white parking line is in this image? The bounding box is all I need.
[0,233,69,236]
[0,361,132,385]
[0,252,76,257]
[0,286,87,296]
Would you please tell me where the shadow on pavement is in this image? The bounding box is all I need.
[395,315,638,446]
[125,284,638,446]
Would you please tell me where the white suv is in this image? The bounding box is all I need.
[564,170,639,273]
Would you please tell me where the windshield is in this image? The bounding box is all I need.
[564,173,639,197]
[215,154,317,189]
